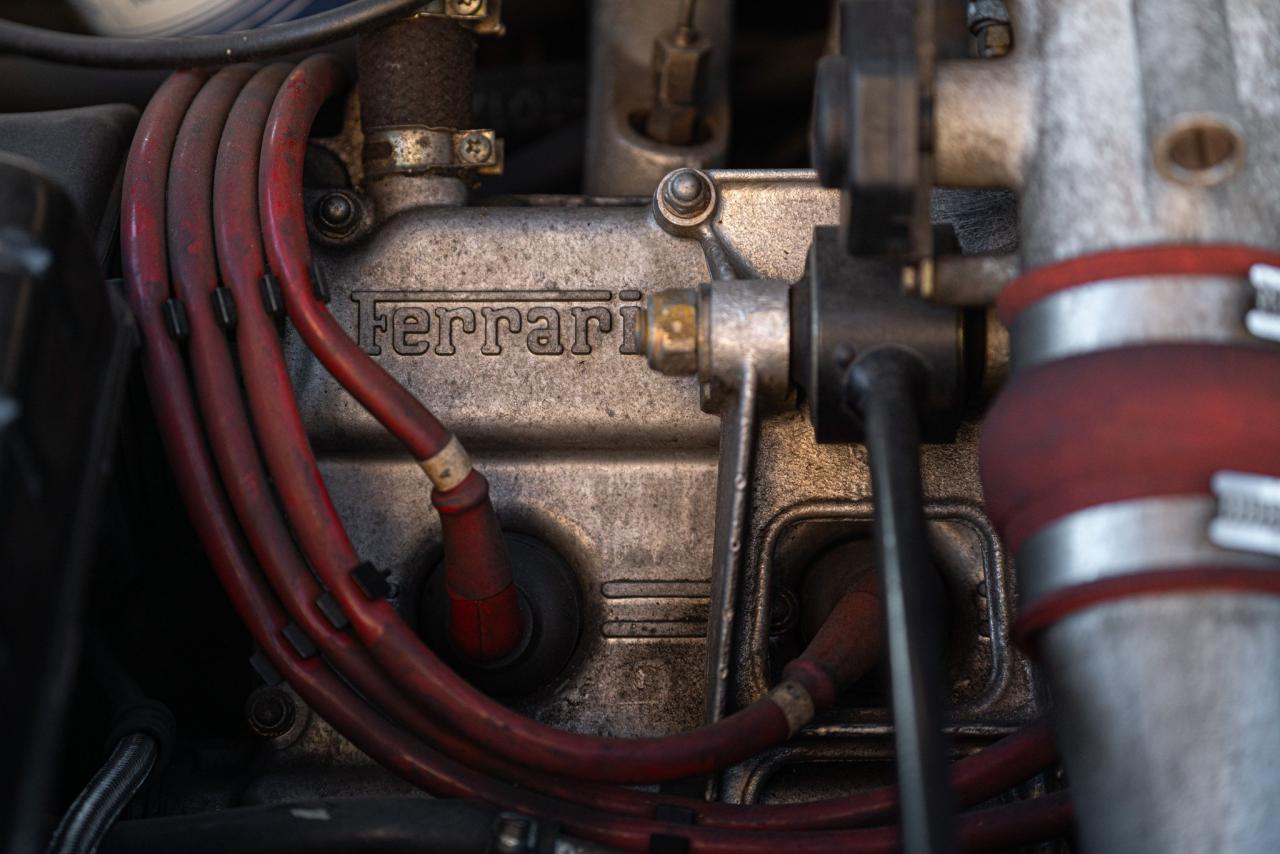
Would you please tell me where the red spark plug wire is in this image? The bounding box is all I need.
[174,61,541,776]
[253,67,518,665]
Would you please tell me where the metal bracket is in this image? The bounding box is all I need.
[651,168,759,282]
[638,276,792,740]
[811,0,934,260]
[363,127,504,178]
[416,0,505,35]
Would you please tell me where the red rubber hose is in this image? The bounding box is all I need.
[214,61,1060,828]
[119,67,679,851]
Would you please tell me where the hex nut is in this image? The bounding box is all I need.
[652,168,717,234]
[645,288,700,376]
[652,30,710,108]
[975,21,1012,58]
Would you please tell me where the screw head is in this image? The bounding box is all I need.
[314,191,359,237]
[246,686,296,738]
[769,588,800,635]
[458,131,494,165]
[1153,114,1245,187]
[454,0,483,14]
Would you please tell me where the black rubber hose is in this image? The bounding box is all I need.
[100,798,499,854]
[357,15,475,131]
[844,346,955,854]
[0,0,428,69]
[46,733,159,854]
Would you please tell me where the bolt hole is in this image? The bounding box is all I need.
[1155,116,1244,186]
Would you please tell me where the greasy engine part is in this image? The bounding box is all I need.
[9,0,1280,853]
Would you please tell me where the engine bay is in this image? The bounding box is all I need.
[4,1,1280,852]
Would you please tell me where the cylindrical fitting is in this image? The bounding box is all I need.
[433,470,524,663]
[357,15,478,213]
[357,16,476,132]
[981,248,1280,853]
[643,287,700,375]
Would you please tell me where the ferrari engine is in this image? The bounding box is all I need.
[3,1,1280,852]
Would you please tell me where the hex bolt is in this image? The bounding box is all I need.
[663,168,711,217]
[314,191,360,238]
[1153,116,1245,186]
[492,813,534,853]
[245,686,296,739]
[458,131,494,166]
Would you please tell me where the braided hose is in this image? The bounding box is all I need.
[47,733,158,854]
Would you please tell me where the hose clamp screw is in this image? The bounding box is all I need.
[458,130,495,165]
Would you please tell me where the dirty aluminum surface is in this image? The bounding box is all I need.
[935,0,1280,266]
[254,170,1041,801]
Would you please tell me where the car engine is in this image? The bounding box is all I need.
[3,0,1280,852]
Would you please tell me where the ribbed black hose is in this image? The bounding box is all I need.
[844,346,955,854]
[0,0,427,69]
[46,733,159,854]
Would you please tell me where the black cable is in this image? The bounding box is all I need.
[46,733,159,854]
[845,345,956,854]
[0,0,428,69]
[43,633,176,854]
